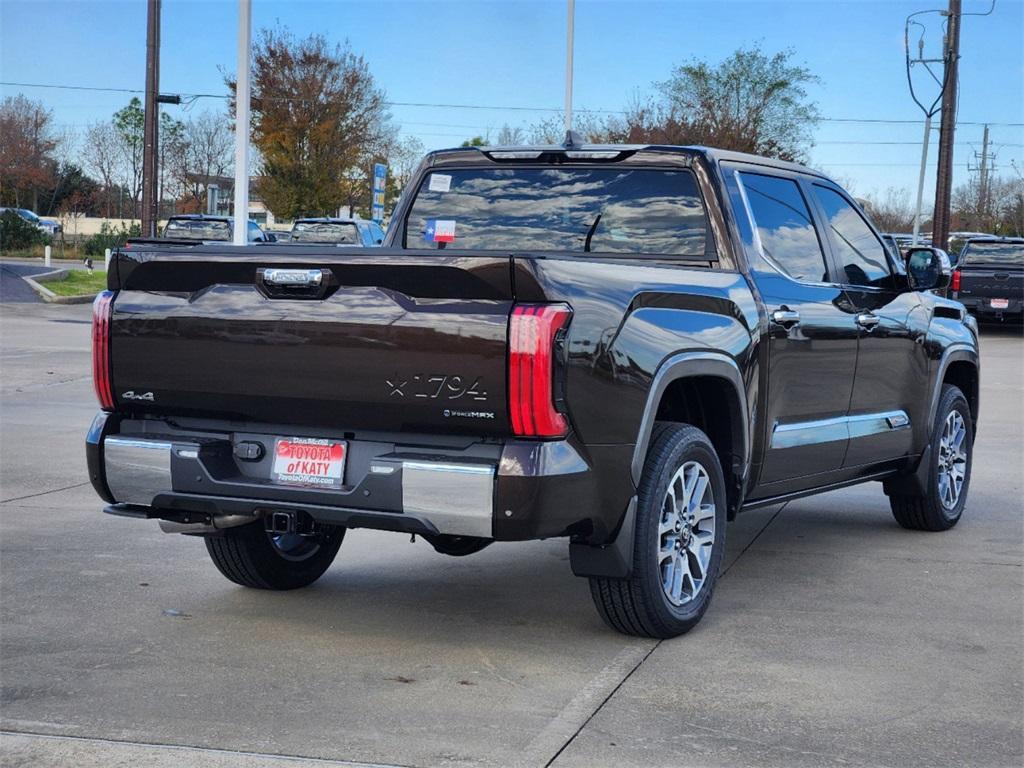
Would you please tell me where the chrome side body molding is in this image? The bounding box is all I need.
[772,410,911,450]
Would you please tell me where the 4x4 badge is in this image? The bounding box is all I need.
[121,391,155,402]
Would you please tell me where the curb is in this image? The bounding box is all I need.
[23,269,99,305]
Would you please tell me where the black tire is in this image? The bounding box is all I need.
[890,384,973,531]
[204,521,344,590]
[589,422,727,639]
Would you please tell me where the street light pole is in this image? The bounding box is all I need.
[912,115,932,245]
[564,0,575,135]
[233,0,252,246]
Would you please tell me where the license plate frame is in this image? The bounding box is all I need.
[271,437,346,489]
[990,298,1010,309]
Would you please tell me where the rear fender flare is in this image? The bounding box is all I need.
[570,352,749,579]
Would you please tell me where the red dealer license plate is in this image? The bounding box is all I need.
[991,298,1009,309]
[271,437,346,489]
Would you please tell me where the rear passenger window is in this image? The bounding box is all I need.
[811,185,892,287]
[739,173,829,282]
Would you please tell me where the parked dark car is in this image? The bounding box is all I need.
[87,140,979,638]
[289,217,385,246]
[162,214,273,243]
[952,237,1024,322]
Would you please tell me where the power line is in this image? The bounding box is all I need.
[3,80,1023,126]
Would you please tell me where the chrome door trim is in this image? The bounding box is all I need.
[771,410,911,449]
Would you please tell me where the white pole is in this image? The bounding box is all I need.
[564,0,575,135]
[232,0,252,246]
[44,245,51,267]
[104,248,112,272]
[912,115,932,246]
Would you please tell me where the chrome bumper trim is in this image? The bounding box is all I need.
[402,460,494,538]
[104,437,173,506]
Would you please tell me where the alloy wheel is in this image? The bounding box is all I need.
[657,460,716,606]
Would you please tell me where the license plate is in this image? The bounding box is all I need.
[271,437,346,489]
[991,298,1009,309]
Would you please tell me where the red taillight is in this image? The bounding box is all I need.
[509,304,571,437]
[92,290,115,410]
[951,269,961,292]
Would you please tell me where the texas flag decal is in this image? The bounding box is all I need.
[424,219,456,243]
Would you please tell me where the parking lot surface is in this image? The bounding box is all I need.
[1,303,1021,768]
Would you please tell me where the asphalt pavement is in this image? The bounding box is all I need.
[0,302,1021,768]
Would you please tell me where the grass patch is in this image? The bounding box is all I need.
[44,270,108,297]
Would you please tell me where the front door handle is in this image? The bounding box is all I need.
[771,309,801,327]
[856,313,880,330]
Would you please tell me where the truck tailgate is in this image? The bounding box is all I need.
[110,247,514,435]
[957,266,1024,302]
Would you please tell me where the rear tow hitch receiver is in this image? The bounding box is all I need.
[264,510,318,536]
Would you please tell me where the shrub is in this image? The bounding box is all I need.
[0,210,45,251]
[83,221,142,257]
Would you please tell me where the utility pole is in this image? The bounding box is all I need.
[141,0,161,237]
[931,0,961,251]
[563,0,575,135]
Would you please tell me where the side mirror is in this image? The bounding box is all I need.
[905,246,952,292]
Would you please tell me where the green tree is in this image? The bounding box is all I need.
[228,26,396,219]
[460,136,486,147]
[113,98,145,217]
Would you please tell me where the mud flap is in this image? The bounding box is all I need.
[569,496,636,579]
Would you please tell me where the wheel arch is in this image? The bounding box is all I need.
[630,351,750,519]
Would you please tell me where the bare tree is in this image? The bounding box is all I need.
[83,121,123,217]
[496,124,526,145]
[863,187,917,233]
[180,110,233,206]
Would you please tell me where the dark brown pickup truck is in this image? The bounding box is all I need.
[88,140,980,637]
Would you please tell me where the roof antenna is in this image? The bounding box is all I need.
[563,130,585,148]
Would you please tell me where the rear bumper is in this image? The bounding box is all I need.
[957,296,1023,320]
[87,413,633,541]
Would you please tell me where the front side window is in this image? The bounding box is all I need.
[739,172,828,282]
[406,167,707,256]
[812,185,891,287]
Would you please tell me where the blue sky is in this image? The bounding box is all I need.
[2,0,1022,204]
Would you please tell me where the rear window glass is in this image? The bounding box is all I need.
[962,242,1023,266]
[164,219,230,241]
[291,221,360,244]
[405,167,707,255]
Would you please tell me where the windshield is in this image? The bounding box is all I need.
[18,209,40,223]
[164,218,231,241]
[962,242,1024,266]
[291,221,360,244]
[406,167,707,255]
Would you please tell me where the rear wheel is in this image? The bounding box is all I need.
[589,422,727,638]
[890,384,973,531]
[205,520,344,590]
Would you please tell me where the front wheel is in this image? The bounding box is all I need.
[890,384,973,531]
[589,422,727,638]
[205,520,344,590]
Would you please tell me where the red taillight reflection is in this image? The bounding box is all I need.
[951,269,961,292]
[92,291,115,409]
[509,304,571,437]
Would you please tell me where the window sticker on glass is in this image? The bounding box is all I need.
[428,174,452,193]
[424,219,456,243]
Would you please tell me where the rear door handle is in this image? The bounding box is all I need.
[856,313,880,330]
[771,309,800,327]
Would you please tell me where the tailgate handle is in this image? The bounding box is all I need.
[256,268,333,299]
[262,268,323,287]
